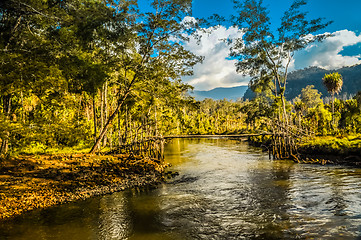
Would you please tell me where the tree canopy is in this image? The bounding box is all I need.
[231,0,332,122]
[0,0,203,155]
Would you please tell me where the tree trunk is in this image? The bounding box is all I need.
[89,91,130,154]
[103,81,108,147]
[100,87,104,134]
[0,95,12,155]
[118,110,122,147]
[20,91,25,124]
[90,69,139,154]
[124,105,128,144]
[92,95,97,143]
[331,92,335,129]
[280,94,288,125]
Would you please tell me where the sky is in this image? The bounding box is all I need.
[139,0,361,90]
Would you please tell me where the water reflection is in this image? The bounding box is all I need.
[242,159,295,239]
[98,193,131,239]
[0,198,102,240]
[1,139,361,239]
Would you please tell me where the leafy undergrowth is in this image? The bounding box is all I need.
[299,135,361,155]
[15,142,92,155]
[248,134,361,165]
[0,153,167,220]
[297,135,361,165]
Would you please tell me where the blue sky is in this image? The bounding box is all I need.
[138,0,361,90]
[192,0,361,33]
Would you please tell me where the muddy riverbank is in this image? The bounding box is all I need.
[0,153,168,220]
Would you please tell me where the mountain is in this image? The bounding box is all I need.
[190,86,248,101]
[244,64,361,100]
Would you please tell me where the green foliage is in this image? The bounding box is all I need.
[337,99,361,133]
[322,72,343,95]
[231,0,331,130]
[300,135,361,155]
[161,98,247,135]
[300,85,322,109]
[354,91,361,111]
[241,96,272,131]
[0,0,359,157]
[304,104,332,135]
[0,0,204,155]
[231,0,331,99]
[321,72,344,129]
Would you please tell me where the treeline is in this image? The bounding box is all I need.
[244,64,361,101]
[0,0,252,156]
[0,0,206,155]
[247,85,361,136]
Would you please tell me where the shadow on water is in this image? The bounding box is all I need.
[1,138,361,239]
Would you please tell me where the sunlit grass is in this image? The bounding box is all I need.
[300,134,361,154]
[16,142,92,155]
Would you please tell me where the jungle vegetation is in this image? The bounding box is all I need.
[0,0,203,155]
[1,0,360,158]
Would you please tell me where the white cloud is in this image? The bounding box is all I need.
[181,22,361,91]
[293,30,361,70]
[180,16,197,26]
[182,25,249,91]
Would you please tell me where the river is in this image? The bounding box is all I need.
[1,138,361,239]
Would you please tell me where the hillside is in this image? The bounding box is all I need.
[191,86,248,101]
[244,64,361,100]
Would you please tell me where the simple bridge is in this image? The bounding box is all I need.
[163,133,271,139]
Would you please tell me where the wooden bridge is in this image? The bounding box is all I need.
[163,133,271,139]
[110,133,272,161]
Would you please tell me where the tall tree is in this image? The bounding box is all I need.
[55,0,135,145]
[300,85,322,109]
[230,0,331,125]
[322,72,343,127]
[89,0,202,153]
[0,0,129,155]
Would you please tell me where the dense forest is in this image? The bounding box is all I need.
[0,0,205,155]
[1,0,361,159]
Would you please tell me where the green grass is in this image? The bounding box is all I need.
[16,142,92,155]
[300,134,361,155]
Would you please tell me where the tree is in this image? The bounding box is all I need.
[355,91,361,111]
[0,0,136,155]
[89,0,202,153]
[55,0,136,144]
[0,0,64,155]
[231,0,331,125]
[322,72,343,127]
[300,85,322,109]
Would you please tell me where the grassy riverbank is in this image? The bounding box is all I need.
[0,153,168,220]
[297,135,361,165]
[249,134,361,165]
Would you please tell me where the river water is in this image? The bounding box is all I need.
[1,138,361,239]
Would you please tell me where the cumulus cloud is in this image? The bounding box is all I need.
[180,16,198,26]
[293,30,361,70]
[180,20,361,91]
[182,25,249,91]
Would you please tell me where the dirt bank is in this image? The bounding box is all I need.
[0,153,168,220]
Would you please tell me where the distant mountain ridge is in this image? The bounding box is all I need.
[244,64,361,100]
[191,85,248,101]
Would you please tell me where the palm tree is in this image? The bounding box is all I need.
[322,72,343,128]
